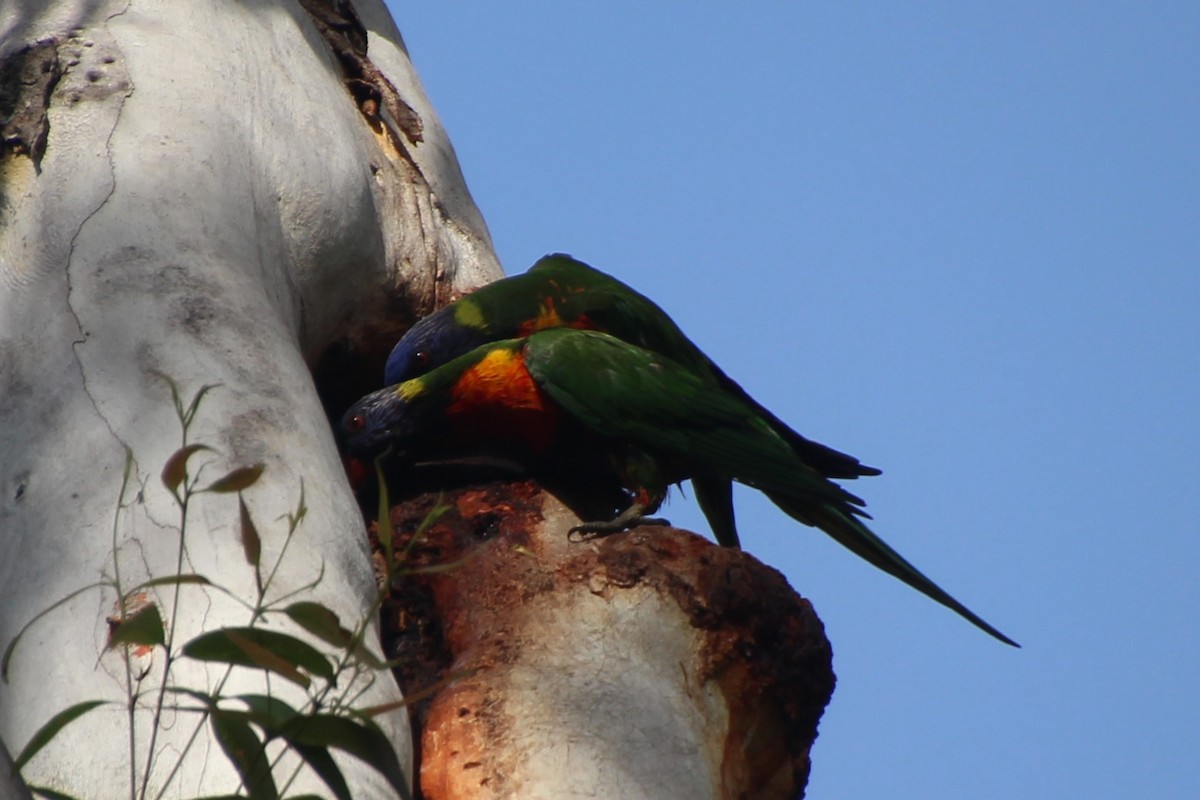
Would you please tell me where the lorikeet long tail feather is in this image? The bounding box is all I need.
[692,476,740,549]
[702,358,883,481]
[764,491,1019,647]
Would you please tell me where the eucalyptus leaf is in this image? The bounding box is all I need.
[280,714,408,799]
[107,603,165,649]
[203,464,265,494]
[15,700,110,770]
[161,443,213,494]
[211,712,278,800]
[182,628,334,688]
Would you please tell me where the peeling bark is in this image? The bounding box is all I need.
[381,481,835,800]
[0,38,61,167]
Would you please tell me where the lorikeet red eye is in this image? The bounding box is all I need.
[345,414,367,433]
[414,350,431,368]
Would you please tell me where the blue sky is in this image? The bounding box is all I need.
[384,4,1199,797]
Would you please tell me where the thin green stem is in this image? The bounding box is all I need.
[259,483,306,598]
[139,395,198,800]
[110,447,139,800]
[149,663,235,800]
[136,488,187,800]
[258,562,327,610]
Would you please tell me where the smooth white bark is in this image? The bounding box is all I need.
[0,1,500,797]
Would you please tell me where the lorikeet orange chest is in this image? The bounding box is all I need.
[345,332,672,525]
[441,347,563,457]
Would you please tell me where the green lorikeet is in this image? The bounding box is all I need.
[383,253,880,549]
[344,328,1016,646]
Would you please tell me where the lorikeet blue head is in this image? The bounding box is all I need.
[383,305,490,386]
[340,382,426,459]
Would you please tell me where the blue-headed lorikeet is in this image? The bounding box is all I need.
[382,253,880,549]
[342,328,1016,646]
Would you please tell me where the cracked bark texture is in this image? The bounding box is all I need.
[0,1,500,797]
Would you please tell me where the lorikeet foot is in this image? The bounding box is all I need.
[568,502,670,541]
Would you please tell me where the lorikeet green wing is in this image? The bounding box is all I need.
[521,329,1017,647]
[384,253,880,547]
[386,254,877,481]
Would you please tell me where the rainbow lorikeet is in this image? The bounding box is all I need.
[382,253,880,549]
[343,328,1016,646]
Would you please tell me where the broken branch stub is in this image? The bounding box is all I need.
[382,481,835,800]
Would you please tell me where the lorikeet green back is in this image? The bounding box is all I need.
[383,253,880,547]
[344,328,1017,646]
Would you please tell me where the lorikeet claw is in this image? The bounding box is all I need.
[568,502,670,541]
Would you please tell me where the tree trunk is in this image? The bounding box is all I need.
[0,1,498,797]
